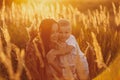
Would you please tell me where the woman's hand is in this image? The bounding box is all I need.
[46,49,63,77]
[46,49,56,64]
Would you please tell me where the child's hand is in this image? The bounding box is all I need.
[57,42,67,50]
[56,42,74,56]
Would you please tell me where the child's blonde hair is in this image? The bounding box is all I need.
[58,19,72,32]
[58,19,71,26]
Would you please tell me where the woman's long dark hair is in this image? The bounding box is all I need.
[39,19,58,53]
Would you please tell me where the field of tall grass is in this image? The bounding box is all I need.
[0,0,120,80]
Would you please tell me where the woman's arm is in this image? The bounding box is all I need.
[46,49,63,77]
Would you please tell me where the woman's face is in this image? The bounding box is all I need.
[50,23,59,43]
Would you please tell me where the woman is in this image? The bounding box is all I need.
[25,19,62,80]
[39,19,63,79]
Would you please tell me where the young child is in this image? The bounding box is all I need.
[57,19,89,80]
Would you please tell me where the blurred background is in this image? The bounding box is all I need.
[0,0,120,80]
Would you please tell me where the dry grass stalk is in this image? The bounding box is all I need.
[91,32,108,70]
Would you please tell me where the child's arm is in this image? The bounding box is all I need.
[55,35,77,56]
[56,42,74,56]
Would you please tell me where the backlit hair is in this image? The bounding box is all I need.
[58,19,71,27]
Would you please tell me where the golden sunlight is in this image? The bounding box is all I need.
[0,0,120,80]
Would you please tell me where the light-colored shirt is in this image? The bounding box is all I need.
[60,35,85,66]
[60,34,89,79]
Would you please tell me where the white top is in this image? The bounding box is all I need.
[60,34,85,66]
[60,35,89,78]
[66,34,85,56]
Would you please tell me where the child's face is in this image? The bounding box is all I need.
[59,26,71,42]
